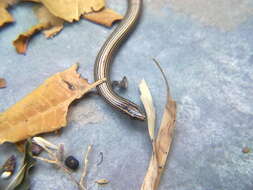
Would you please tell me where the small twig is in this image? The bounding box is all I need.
[32,137,95,190]
[34,155,85,190]
[80,145,92,189]
[33,156,57,164]
[57,162,84,190]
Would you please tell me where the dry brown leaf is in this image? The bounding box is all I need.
[39,0,105,22]
[12,4,122,53]
[0,64,105,144]
[0,0,18,27]
[84,8,123,27]
[95,179,109,185]
[12,6,65,53]
[10,1,122,53]
[0,78,7,88]
[13,22,51,54]
[141,59,177,190]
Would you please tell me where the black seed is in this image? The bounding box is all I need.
[65,156,79,170]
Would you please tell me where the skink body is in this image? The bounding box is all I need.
[94,0,145,120]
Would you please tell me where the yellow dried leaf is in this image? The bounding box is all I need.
[39,7,123,38]
[0,64,105,144]
[0,0,17,27]
[84,8,123,27]
[95,179,109,185]
[13,23,51,54]
[39,0,105,22]
[141,59,176,190]
[0,78,7,88]
[11,2,122,53]
[12,5,65,53]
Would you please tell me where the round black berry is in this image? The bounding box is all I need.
[64,156,79,170]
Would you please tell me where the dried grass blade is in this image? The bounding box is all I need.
[139,79,156,141]
[141,59,177,190]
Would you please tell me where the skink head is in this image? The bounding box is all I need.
[122,103,146,121]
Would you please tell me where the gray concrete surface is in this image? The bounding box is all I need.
[1,0,253,189]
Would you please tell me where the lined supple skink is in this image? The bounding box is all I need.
[94,0,146,120]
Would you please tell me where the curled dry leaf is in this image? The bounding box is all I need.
[84,8,123,27]
[13,23,51,54]
[12,4,123,53]
[38,0,105,22]
[141,59,177,190]
[0,64,106,144]
[13,5,64,53]
[0,78,7,88]
[0,0,18,27]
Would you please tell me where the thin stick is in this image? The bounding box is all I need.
[57,162,85,190]
[34,156,84,189]
[33,156,57,164]
[152,58,170,95]
[32,137,94,190]
[80,145,92,189]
